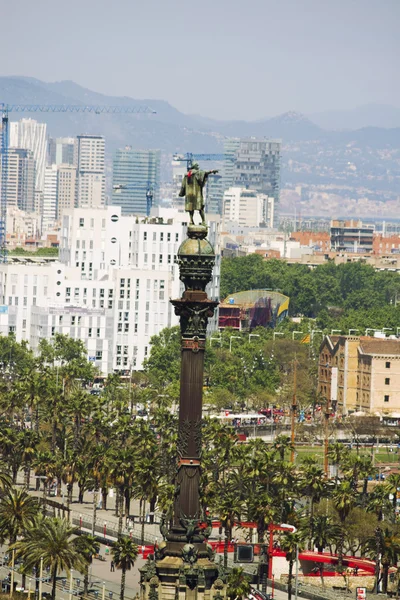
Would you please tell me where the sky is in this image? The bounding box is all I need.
[1,0,399,120]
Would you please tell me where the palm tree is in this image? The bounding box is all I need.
[367,527,400,593]
[385,473,400,520]
[226,566,251,600]
[327,442,349,486]
[280,531,303,600]
[272,435,294,462]
[312,515,340,554]
[111,536,139,600]
[12,517,85,600]
[0,464,12,492]
[133,455,159,545]
[214,484,243,568]
[367,484,392,522]
[73,534,100,596]
[0,487,39,543]
[332,481,356,572]
[300,463,327,549]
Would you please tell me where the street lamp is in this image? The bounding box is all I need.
[348,329,359,335]
[331,329,341,335]
[311,330,322,342]
[292,331,303,341]
[273,332,284,340]
[210,334,222,347]
[229,336,241,353]
[365,328,378,336]
[249,334,260,343]
[383,328,393,335]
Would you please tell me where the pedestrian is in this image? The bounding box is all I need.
[110,560,115,572]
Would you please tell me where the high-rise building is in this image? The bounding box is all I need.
[57,165,77,220]
[111,147,160,215]
[77,135,105,208]
[9,119,47,193]
[217,138,281,224]
[233,139,281,212]
[5,148,35,212]
[48,137,78,166]
[42,165,58,228]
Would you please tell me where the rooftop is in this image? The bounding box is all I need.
[359,336,400,356]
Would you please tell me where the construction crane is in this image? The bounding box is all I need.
[113,183,154,216]
[172,152,229,169]
[0,102,156,262]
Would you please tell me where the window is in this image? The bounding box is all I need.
[160,280,165,289]
[108,300,113,309]
[136,279,140,287]
[134,324,138,333]
[384,395,390,403]
[118,323,122,332]
[144,232,147,241]
[79,218,84,227]
[175,233,179,242]
[160,232,164,241]
[167,233,171,242]
[72,316,76,325]
[22,319,26,329]
[153,232,157,241]
[386,362,391,369]
[116,357,121,366]
[108,289,113,298]
[96,351,102,360]
[23,297,27,306]
[385,378,390,385]
[124,312,129,321]
[97,328,101,337]
[100,289,105,298]
[159,254,163,263]
[88,328,92,337]
[120,290,125,299]
[120,278,125,288]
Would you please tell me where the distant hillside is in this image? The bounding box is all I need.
[0,77,399,154]
[310,103,400,130]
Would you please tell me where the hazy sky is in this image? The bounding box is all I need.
[1,0,398,120]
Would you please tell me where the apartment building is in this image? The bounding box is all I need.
[318,335,400,415]
[0,207,220,373]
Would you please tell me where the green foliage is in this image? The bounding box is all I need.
[221,256,400,330]
[9,247,58,257]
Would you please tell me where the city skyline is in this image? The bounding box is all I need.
[1,0,398,121]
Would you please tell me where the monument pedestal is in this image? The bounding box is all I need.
[140,544,227,600]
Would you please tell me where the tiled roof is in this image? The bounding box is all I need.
[359,336,400,356]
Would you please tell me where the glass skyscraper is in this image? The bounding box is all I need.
[111,148,161,215]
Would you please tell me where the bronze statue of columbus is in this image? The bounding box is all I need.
[179,162,218,226]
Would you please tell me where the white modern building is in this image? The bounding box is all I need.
[0,207,221,373]
[10,119,47,194]
[42,165,58,228]
[77,135,105,208]
[223,187,274,228]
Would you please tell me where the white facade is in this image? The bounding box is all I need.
[0,207,221,373]
[43,165,58,229]
[223,187,264,227]
[77,135,105,208]
[10,119,47,193]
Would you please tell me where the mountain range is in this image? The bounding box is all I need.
[0,76,399,153]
